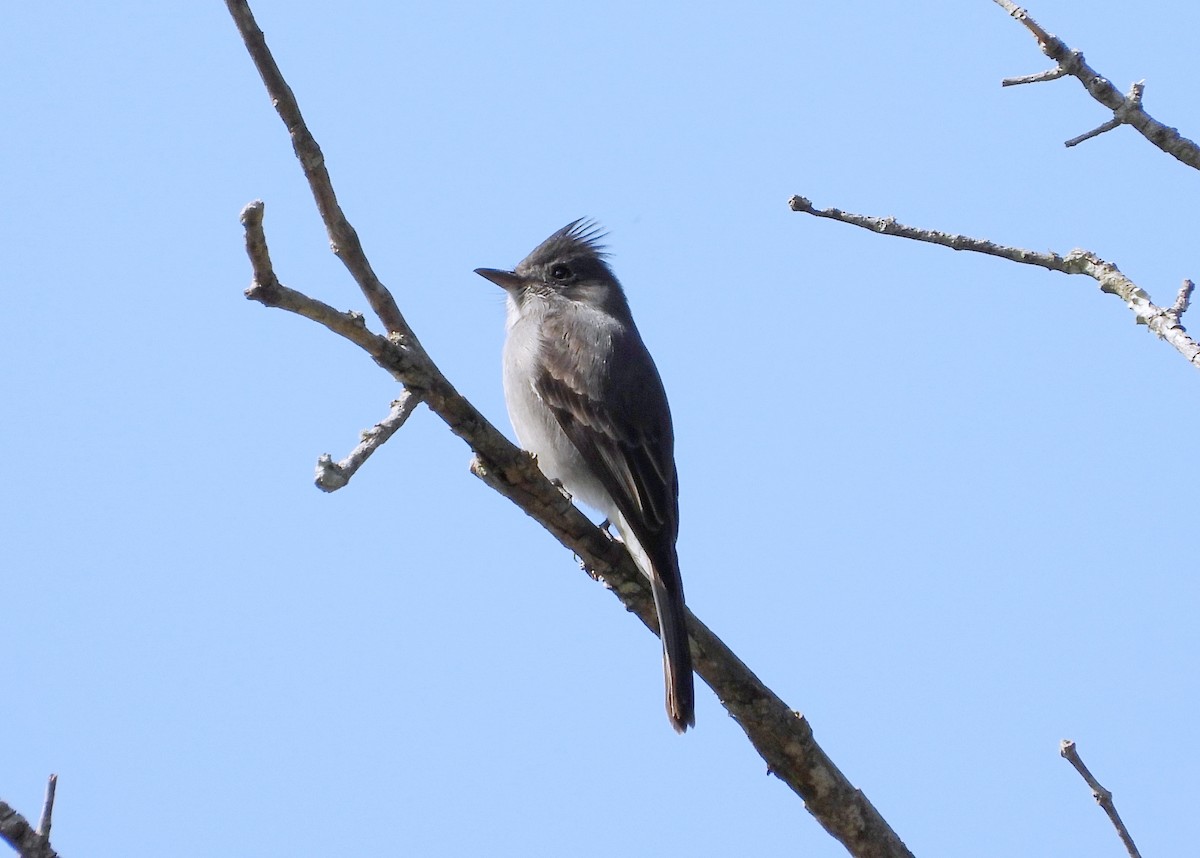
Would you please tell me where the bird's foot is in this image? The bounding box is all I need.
[549,477,574,502]
[578,557,604,582]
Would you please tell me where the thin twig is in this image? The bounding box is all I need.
[788,195,1200,370]
[35,776,56,839]
[1060,740,1143,858]
[993,0,1200,168]
[227,3,914,854]
[1002,66,1067,86]
[1064,118,1120,148]
[315,391,423,491]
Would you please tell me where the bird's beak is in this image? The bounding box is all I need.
[474,268,524,291]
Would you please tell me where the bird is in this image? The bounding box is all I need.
[475,219,695,732]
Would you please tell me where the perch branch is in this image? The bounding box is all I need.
[993,0,1200,167]
[1060,740,1143,858]
[226,2,913,855]
[0,791,59,858]
[788,196,1200,371]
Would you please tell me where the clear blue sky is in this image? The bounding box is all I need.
[4,2,1197,855]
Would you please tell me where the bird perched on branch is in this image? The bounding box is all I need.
[476,219,695,732]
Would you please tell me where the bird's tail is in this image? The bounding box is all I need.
[649,568,695,733]
[618,517,696,732]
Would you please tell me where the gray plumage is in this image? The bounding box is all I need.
[475,219,695,732]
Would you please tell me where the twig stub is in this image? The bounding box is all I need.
[35,775,56,839]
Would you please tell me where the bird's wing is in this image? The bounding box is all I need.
[535,308,694,731]
[533,323,678,551]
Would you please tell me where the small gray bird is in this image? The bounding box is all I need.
[475,219,695,733]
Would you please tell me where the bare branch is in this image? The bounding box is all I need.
[241,200,394,364]
[0,794,59,858]
[1064,80,1144,148]
[470,453,915,858]
[788,195,1200,371]
[239,199,280,292]
[224,1,412,337]
[1060,740,1143,858]
[35,776,56,839]
[227,2,914,854]
[993,0,1200,168]
[315,392,422,492]
[1064,117,1120,148]
[1001,66,1068,86]
[240,199,425,491]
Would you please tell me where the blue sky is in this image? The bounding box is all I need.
[4,1,1198,855]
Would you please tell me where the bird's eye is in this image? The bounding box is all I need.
[549,263,572,281]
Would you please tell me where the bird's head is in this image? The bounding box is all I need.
[475,219,628,316]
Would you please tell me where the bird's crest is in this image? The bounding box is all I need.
[521,218,609,269]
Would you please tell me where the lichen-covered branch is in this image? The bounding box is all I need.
[226,2,913,855]
[788,195,1200,371]
[994,0,1200,167]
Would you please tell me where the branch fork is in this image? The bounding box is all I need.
[994,0,1200,165]
[0,775,60,858]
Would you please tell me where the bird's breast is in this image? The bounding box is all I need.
[501,312,614,517]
